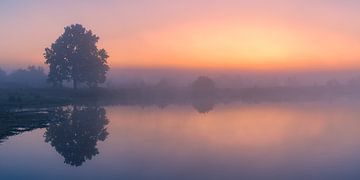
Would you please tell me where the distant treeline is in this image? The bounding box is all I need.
[2,79,360,110]
[0,66,47,87]
[3,64,360,110]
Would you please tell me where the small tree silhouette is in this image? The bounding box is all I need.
[44,24,109,89]
[191,76,216,113]
[191,76,216,98]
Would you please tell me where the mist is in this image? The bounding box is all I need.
[106,67,360,88]
[3,1,360,178]
[3,65,360,89]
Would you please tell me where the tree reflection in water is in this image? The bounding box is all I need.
[44,106,108,167]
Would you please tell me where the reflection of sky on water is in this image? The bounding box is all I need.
[1,102,360,179]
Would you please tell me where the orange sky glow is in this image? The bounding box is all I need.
[110,20,360,70]
[1,0,360,71]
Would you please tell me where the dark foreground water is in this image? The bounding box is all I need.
[2,101,360,179]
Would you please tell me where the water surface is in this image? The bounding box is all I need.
[1,101,360,179]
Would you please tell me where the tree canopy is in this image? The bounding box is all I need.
[44,24,109,89]
[191,76,216,98]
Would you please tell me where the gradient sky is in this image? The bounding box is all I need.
[1,0,360,70]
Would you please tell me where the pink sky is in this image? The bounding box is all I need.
[1,0,360,70]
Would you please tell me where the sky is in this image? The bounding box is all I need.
[1,0,360,71]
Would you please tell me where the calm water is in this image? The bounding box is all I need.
[2,101,360,179]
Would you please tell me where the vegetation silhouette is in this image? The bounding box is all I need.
[44,24,109,89]
[191,76,216,98]
[2,66,47,87]
[44,105,109,167]
[190,76,216,113]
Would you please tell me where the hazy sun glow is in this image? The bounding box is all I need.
[1,0,360,70]
[109,20,360,70]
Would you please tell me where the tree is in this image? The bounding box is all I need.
[191,76,216,98]
[191,76,216,113]
[44,24,109,89]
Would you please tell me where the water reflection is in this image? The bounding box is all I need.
[0,99,218,166]
[44,106,109,166]
[3,101,360,179]
[0,109,49,144]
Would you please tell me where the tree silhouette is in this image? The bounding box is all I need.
[190,76,217,113]
[44,24,109,89]
[44,106,109,166]
[191,76,216,98]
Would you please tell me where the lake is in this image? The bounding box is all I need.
[1,100,360,179]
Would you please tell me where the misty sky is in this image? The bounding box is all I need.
[1,0,360,70]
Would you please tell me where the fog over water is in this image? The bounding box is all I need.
[2,101,360,179]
